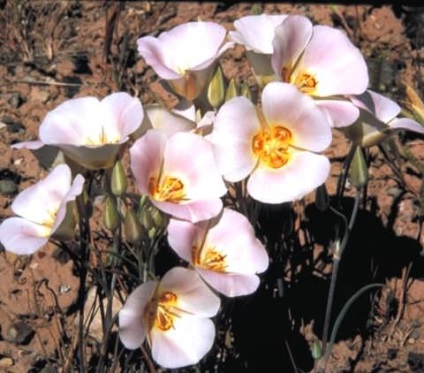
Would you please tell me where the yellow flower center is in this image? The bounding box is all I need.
[192,245,227,272]
[282,66,318,95]
[144,291,179,332]
[149,176,186,202]
[38,208,58,237]
[252,126,292,169]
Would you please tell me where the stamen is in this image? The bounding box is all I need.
[281,66,318,95]
[252,126,292,169]
[294,72,318,94]
[144,291,180,332]
[149,176,186,202]
[192,245,227,272]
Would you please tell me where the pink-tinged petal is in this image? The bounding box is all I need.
[206,208,269,274]
[11,164,72,225]
[248,152,330,204]
[159,267,220,317]
[0,217,49,255]
[39,97,101,146]
[119,281,157,350]
[11,140,44,150]
[137,36,181,79]
[261,82,332,151]
[196,268,260,297]
[167,218,201,263]
[389,117,424,134]
[315,99,360,128]
[51,174,85,234]
[161,22,231,72]
[100,92,144,138]
[150,316,215,369]
[152,198,223,224]
[163,132,227,200]
[138,22,232,79]
[146,105,196,135]
[350,90,400,123]
[210,97,260,181]
[230,14,288,53]
[272,15,313,79]
[137,36,181,80]
[299,25,368,96]
[130,130,166,195]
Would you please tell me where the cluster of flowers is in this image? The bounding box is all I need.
[1,12,423,369]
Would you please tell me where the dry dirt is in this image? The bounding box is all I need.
[1,1,424,372]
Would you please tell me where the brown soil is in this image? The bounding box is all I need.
[1,2,424,372]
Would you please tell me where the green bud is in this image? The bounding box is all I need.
[311,340,322,360]
[103,197,120,232]
[138,205,154,232]
[111,160,127,197]
[350,146,368,188]
[150,206,166,230]
[124,208,144,245]
[207,65,225,109]
[225,78,239,102]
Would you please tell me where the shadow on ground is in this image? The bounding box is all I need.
[224,197,424,372]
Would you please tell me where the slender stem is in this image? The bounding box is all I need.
[320,243,341,356]
[321,283,384,371]
[321,189,362,356]
[76,194,90,372]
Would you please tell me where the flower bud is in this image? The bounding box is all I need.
[111,160,127,197]
[404,82,424,124]
[103,197,120,232]
[124,208,145,245]
[349,146,368,188]
[150,206,166,231]
[207,65,225,109]
[225,78,239,102]
[311,340,322,360]
[137,205,154,232]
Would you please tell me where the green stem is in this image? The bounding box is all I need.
[321,188,362,355]
[322,283,384,371]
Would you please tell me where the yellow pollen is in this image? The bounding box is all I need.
[282,66,318,95]
[294,72,318,94]
[38,208,58,236]
[192,245,227,272]
[144,291,179,332]
[149,176,186,202]
[252,126,292,169]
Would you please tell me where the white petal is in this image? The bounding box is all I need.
[0,217,49,255]
[231,14,287,53]
[11,164,72,225]
[261,82,332,151]
[248,152,330,204]
[150,316,215,369]
[197,268,260,297]
[119,281,157,350]
[210,97,259,181]
[159,267,220,317]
